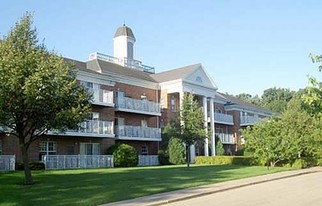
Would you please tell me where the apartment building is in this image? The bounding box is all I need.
[0,25,161,163]
[0,24,272,163]
[213,92,272,155]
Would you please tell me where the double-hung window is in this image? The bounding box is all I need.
[39,141,57,160]
[80,143,100,155]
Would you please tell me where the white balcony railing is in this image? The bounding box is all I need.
[115,97,161,116]
[216,133,235,144]
[0,155,15,171]
[42,155,113,170]
[138,155,159,166]
[214,112,234,125]
[89,52,119,64]
[89,52,155,74]
[66,120,114,138]
[88,88,114,107]
[240,115,261,126]
[124,57,155,73]
[115,125,161,141]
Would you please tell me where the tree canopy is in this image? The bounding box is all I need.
[177,92,208,167]
[243,97,322,167]
[0,14,91,184]
[234,87,296,113]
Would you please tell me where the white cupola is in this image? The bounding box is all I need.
[113,24,136,63]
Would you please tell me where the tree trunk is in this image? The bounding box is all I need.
[186,145,190,167]
[20,138,33,185]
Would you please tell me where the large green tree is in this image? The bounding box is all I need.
[243,97,322,167]
[178,93,208,167]
[302,53,322,116]
[0,14,91,184]
[234,88,295,113]
[261,87,295,113]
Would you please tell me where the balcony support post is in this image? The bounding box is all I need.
[203,96,209,156]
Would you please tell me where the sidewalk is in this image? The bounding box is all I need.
[102,167,322,206]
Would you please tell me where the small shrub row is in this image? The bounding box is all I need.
[15,162,45,170]
[195,156,254,166]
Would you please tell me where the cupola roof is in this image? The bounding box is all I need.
[114,24,136,40]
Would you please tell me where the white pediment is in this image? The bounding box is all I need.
[184,65,217,90]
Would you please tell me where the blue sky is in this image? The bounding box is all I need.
[1,0,322,96]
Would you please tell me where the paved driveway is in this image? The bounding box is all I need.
[167,172,322,206]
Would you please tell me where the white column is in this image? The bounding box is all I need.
[203,96,209,156]
[210,97,216,156]
[190,145,195,163]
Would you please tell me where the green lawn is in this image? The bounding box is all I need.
[0,165,290,206]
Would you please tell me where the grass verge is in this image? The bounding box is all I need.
[0,165,290,206]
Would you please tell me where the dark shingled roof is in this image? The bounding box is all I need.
[150,64,201,83]
[114,24,136,40]
[87,59,157,82]
[63,58,87,70]
[218,92,272,114]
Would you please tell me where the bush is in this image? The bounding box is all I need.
[235,148,244,156]
[112,144,138,167]
[15,162,45,170]
[292,159,307,169]
[195,156,253,166]
[316,159,322,166]
[168,137,185,165]
[291,157,316,169]
[216,139,225,156]
[158,149,171,165]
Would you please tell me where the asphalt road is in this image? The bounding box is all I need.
[167,172,322,206]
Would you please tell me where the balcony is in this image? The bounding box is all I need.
[216,133,235,144]
[124,57,155,74]
[240,115,261,126]
[214,112,234,125]
[115,97,161,116]
[89,88,114,107]
[89,52,155,74]
[65,120,114,138]
[115,125,161,141]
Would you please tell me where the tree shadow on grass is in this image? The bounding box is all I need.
[0,165,281,206]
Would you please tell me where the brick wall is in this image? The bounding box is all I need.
[116,140,158,155]
[114,82,159,102]
[0,134,115,162]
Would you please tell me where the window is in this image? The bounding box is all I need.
[115,91,125,107]
[80,81,100,102]
[80,143,100,155]
[215,128,223,134]
[141,120,148,127]
[141,95,147,100]
[80,81,96,89]
[90,112,99,120]
[196,76,203,83]
[141,145,148,155]
[170,96,176,112]
[127,42,134,59]
[215,108,222,113]
[39,141,57,160]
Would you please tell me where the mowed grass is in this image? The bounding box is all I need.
[0,165,290,206]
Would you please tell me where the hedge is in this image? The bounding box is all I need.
[195,156,253,166]
[15,162,45,170]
